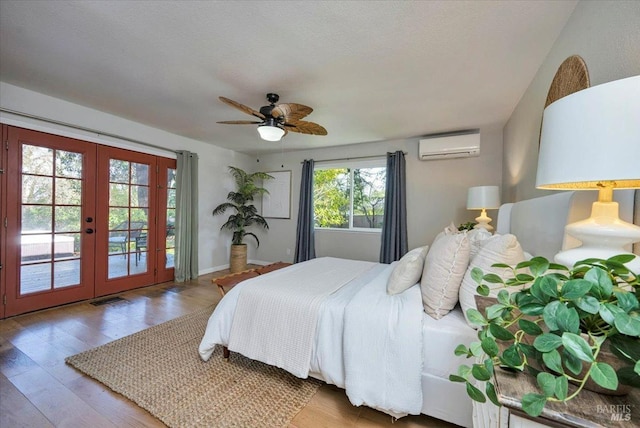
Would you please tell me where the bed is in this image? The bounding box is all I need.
[199,191,634,427]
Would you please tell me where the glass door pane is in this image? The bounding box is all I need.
[95,146,156,296]
[166,168,176,269]
[156,157,176,283]
[107,160,150,279]
[4,126,96,317]
[20,145,85,294]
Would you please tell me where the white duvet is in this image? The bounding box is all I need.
[198,257,424,417]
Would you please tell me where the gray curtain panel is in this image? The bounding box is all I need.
[294,159,316,263]
[175,150,199,282]
[380,150,408,263]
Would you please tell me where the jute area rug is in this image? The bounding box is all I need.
[65,306,322,428]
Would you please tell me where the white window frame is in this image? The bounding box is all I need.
[313,158,386,232]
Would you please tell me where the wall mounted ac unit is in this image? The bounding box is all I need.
[418,131,480,160]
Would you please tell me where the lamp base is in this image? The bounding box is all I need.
[474,209,494,232]
[554,201,640,272]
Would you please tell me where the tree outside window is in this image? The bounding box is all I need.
[313,165,385,230]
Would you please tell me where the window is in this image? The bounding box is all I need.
[313,161,386,230]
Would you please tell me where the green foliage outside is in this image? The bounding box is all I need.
[353,168,385,228]
[313,167,385,229]
[313,168,350,228]
[22,146,84,252]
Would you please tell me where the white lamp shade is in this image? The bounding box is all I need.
[536,75,640,190]
[467,186,500,210]
[257,125,285,142]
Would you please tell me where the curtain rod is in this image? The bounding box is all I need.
[301,151,408,164]
[0,107,178,154]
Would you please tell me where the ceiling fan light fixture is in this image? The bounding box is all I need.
[257,124,285,141]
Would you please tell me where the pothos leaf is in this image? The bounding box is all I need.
[471,267,484,284]
[486,382,501,407]
[590,362,619,391]
[449,374,467,383]
[555,376,569,401]
[562,333,594,362]
[537,372,556,397]
[542,349,564,374]
[489,323,515,341]
[466,382,487,403]
[521,393,547,417]
[467,309,488,327]
[481,337,499,358]
[533,333,563,353]
[472,364,491,381]
[614,312,640,337]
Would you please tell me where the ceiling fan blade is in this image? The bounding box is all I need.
[283,120,327,136]
[219,96,265,120]
[217,120,263,125]
[271,103,313,121]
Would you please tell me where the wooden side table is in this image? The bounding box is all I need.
[494,367,639,427]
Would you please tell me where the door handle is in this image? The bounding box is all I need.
[85,228,94,234]
[86,217,93,223]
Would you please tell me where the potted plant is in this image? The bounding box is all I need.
[213,166,273,273]
[458,221,478,232]
[451,255,639,417]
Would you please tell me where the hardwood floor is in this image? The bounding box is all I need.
[0,270,458,428]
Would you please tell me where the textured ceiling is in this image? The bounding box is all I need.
[0,1,577,154]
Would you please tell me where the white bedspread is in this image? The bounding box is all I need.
[198,259,425,418]
[344,264,424,417]
[228,257,375,378]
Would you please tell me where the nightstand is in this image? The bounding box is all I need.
[494,367,638,427]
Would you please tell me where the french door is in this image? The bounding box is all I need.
[1,126,175,317]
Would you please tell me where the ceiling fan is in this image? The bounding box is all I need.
[217,93,328,141]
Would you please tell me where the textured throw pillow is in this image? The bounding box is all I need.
[387,246,429,295]
[467,228,492,260]
[459,234,526,327]
[421,232,471,319]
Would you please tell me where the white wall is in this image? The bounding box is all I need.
[0,82,255,274]
[502,1,640,202]
[254,126,503,263]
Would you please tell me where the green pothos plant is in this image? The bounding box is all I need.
[458,221,477,232]
[450,255,640,417]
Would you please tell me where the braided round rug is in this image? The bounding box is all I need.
[65,306,322,428]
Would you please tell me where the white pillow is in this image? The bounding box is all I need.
[467,228,492,260]
[421,233,471,319]
[459,233,526,327]
[387,246,429,295]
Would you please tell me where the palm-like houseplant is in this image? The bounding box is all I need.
[213,166,273,272]
[451,255,639,417]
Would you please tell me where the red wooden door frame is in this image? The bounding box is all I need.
[4,127,97,317]
[94,146,157,296]
[1,125,7,318]
[156,157,176,283]
[2,126,176,317]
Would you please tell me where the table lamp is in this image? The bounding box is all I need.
[536,75,640,271]
[467,186,501,232]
